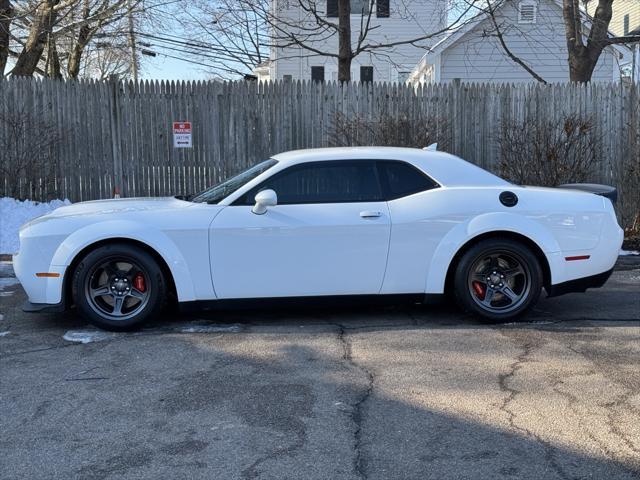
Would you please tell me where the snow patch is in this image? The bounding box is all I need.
[178,323,242,334]
[0,261,14,276]
[63,330,117,344]
[0,313,4,321]
[0,331,9,336]
[0,197,71,254]
[501,320,554,326]
[0,277,19,288]
[620,250,640,256]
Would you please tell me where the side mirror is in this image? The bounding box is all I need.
[252,189,277,215]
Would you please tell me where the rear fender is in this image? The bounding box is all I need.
[50,220,197,302]
[425,212,562,294]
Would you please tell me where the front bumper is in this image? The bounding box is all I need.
[546,267,614,297]
[13,245,66,305]
[22,300,67,313]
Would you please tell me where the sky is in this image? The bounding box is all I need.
[141,54,212,81]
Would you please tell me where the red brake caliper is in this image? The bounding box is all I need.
[133,273,146,292]
[472,281,486,300]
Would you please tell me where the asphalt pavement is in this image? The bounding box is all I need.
[1,259,639,480]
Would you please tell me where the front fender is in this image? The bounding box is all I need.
[50,220,197,302]
[425,212,563,294]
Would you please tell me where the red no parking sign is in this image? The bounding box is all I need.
[173,121,192,148]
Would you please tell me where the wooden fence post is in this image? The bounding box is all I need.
[108,74,124,197]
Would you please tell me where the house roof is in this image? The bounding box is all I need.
[420,0,632,64]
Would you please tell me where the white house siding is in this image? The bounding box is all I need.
[439,0,620,84]
[586,0,640,36]
[270,0,447,82]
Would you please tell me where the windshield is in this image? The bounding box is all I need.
[191,159,278,204]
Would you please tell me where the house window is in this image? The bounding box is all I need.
[360,66,373,83]
[624,14,630,35]
[282,75,292,82]
[377,0,390,18]
[327,1,390,18]
[518,1,537,24]
[311,66,325,82]
[351,0,368,15]
[397,71,412,83]
[327,0,338,17]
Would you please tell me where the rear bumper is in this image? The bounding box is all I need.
[546,267,614,297]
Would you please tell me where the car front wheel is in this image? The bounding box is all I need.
[453,239,543,321]
[72,243,166,331]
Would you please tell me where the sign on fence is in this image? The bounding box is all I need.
[173,121,192,148]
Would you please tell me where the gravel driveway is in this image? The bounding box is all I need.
[1,259,639,480]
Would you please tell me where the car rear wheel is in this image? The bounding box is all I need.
[453,239,543,322]
[72,243,166,331]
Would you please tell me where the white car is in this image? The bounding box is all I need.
[14,147,623,330]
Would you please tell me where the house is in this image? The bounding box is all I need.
[586,0,639,37]
[266,0,448,82]
[586,0,639,83]
[408,0,633,84]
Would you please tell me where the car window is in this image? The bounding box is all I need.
[377,161,438,200]
[191,159,278,204]
[235,160,383,205]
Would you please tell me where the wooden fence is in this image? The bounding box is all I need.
[1,78,638,225]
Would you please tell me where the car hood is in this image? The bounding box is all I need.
[43,197,194,219]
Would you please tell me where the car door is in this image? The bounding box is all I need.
[210,160,391,299]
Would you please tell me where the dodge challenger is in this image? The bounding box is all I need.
[14,147,623,330]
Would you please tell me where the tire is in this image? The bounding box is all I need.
[453,238,543,322]
[71,243,166,331]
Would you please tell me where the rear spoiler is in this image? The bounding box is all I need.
[558,183,617,205]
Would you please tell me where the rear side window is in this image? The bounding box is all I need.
[235,160,383,205]
[377,161,438,200]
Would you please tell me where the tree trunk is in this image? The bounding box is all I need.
[337,0,351,82]
[0,0,12,75]
[47,37,62,79]
[567,45,601,82]
[12,0,60,77]
[67,24,91,79]
[562,0,613,83]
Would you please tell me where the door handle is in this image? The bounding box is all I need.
[360,211,382,218]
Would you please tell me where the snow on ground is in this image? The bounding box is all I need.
[620,250,640,256]
[0,197,71,255]
[178,323,242,333]
[62,323,242,343]
[63,330,118,344]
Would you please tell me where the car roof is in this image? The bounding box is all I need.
[271,147,509,187]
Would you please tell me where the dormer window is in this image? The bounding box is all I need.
[518,1,537,24]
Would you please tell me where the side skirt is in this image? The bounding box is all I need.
[178,293,440,313]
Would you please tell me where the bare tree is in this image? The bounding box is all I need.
[0,0,12,74]
[11,0,72,76]
[481,0,548,83]
[0,105,63,200]
[5,0,171,78]
[329,109,450,150]
[80,37,131,79]
[499,114,599,186]
[169,1,481,81]
[564,0,640,82]
[264,0,480,82]
[169,0,269,77]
